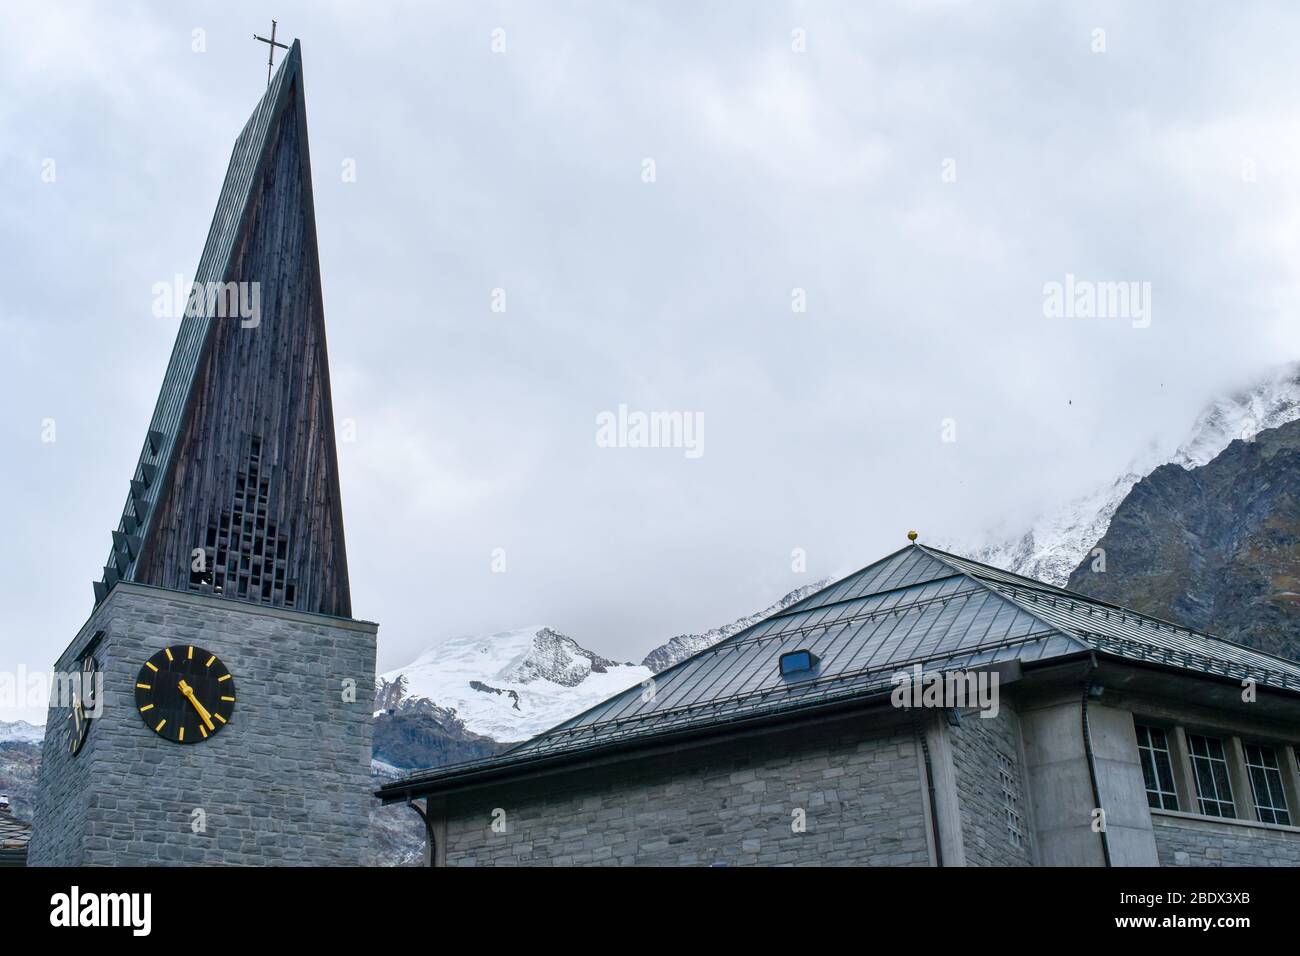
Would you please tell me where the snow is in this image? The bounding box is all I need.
[379,626,652,743]
[956,362,1300,584]
[370,759,406,780]
[0,720,44,744]
[380,582,836,745]
[1171,363,1300,468]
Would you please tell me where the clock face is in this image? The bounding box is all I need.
[134,645,236,745]
[68,654,99,756]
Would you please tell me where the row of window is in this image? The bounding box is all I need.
[997,751,1025,848]
[1136,724,1293,826]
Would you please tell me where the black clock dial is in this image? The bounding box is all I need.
[68,654,99,756]
[134,645,236,745]
[67,695,89,755]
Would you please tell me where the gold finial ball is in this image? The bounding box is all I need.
[907,530,918,542]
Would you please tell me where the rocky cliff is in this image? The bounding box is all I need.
[1067,418,1300,660]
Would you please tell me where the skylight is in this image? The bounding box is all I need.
[779,649,819,677]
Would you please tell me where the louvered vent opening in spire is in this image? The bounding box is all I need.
[188,435,296,608]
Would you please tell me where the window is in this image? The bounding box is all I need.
[1244,743,1291,825]
[1135,724,1179,811]
[778,649,818,677]
[997,751,1024,848]
[1187,734,1236,818]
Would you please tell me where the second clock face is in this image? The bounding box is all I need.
[68,654,99,756]
[134,645,236,745]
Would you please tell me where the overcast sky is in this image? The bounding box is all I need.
[3,2,1299,722]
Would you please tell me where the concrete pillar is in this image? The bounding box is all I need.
[1170,726,1199,814]
[1280,746,1300,824]
[1226,736,1257,822]
[923,714,966,866]
[1020,697,1159,866]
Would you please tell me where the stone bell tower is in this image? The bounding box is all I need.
[28,40,378,867]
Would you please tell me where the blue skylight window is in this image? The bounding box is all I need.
[779,649,819,677]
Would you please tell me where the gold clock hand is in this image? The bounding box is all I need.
[187,690,214,727]
[178,679,216,731]
[188,690,216,731]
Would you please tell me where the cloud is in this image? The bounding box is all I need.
[2,2,1299,721]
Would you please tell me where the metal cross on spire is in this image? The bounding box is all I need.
[253,20,289,88]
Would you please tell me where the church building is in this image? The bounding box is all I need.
[380,543,1300,866]
[28,40,377,866]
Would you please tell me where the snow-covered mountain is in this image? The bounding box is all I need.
[376,626,653,743]
[0,720,43,745]
[377,582,831,745]
[0,721,43,825]
[959,362,1300,584]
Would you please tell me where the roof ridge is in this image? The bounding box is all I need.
[914,544,1091,654]
[774,543,916,617]
[916,542,1101,598]
[767,571,967,621]
[921,542,1300,670]
[921,543,1202,633]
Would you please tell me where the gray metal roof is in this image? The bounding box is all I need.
[94,43,304,607]
[930,547,1300,692]
[0,810,31,867]
[381,542,1300,798]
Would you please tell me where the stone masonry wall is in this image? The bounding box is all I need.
[947,708,1035,866]
[1153,813,1300,866]
[439,717,933,866]
[28,583,376,866]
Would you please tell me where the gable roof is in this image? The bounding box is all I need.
[0,809,31,867]
[379,543,1300,800]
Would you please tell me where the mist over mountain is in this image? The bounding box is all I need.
[957,363,1300,586]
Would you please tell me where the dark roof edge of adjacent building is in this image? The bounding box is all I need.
[376,667,966,804]
[0,801,32,867]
